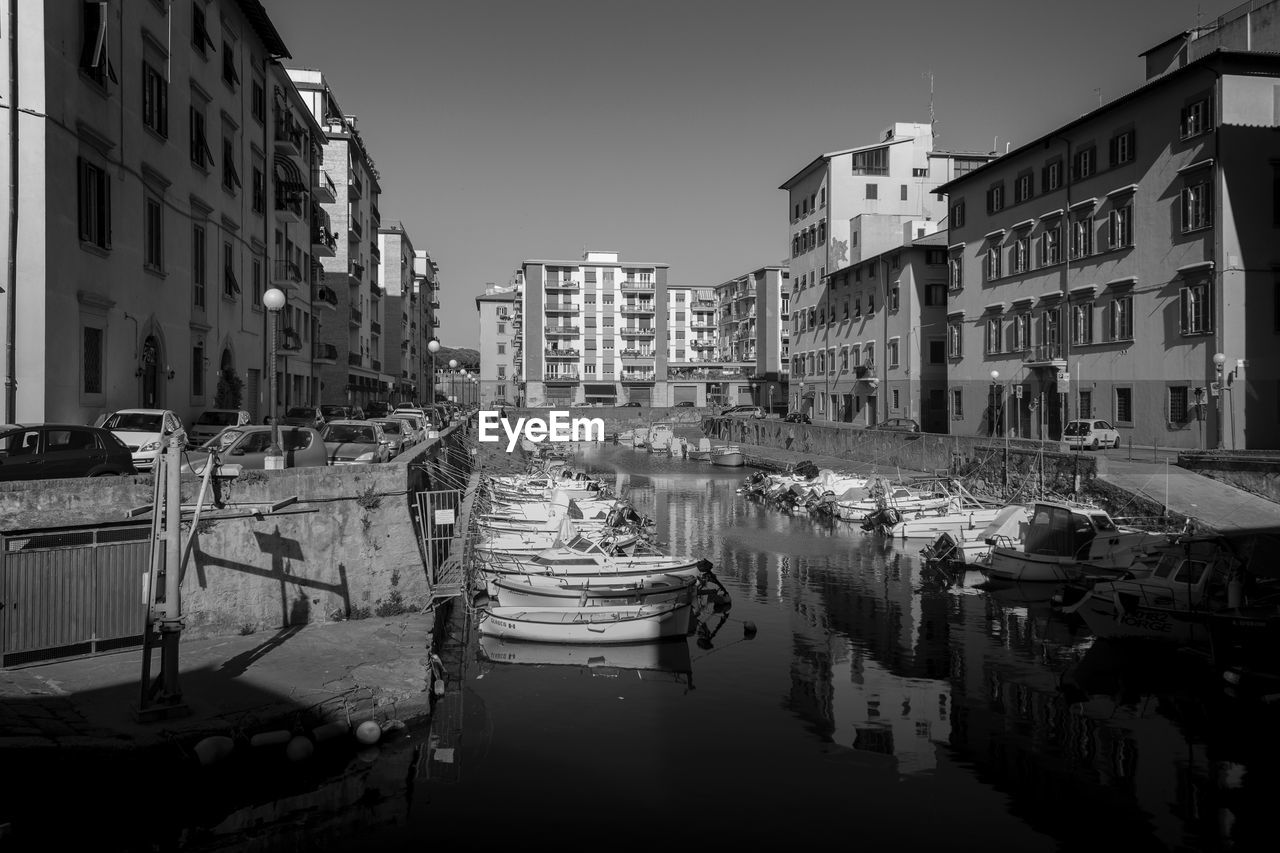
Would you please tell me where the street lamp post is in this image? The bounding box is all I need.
[1213,352,1226,450]
[448,358,458,405]
[263,288,287,469]
[990,370,1001,437]
[427,338,440,405]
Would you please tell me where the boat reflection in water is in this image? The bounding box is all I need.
[477,635,694,689]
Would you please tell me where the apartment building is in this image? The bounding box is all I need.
[780,122,996,420]
[660,285,720,407]
[791,232,950,430]
[377,223,422,404]
[0,0,315,426]
[475,286,519,408]
[286,67,383,411]
[936,49,1280,449]
[518,251,669,406]
[711,266,791,411]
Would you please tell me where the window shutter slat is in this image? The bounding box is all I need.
[103,166,111,249]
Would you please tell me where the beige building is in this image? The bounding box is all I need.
[937,49,1280,449]
[475,286,519,408]
[713,265,791,411]
[414,249,441,404]
[378,223,432,405]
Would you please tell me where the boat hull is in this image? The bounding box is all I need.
[479,602,693,644]
[984,549,1079,583]
[711,451,744,467]
[488,574,697,608]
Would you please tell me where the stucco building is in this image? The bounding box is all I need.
[711,265,791,411]
[475,286,519,408]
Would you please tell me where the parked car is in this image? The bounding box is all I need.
[189,409,252,445]
[393,414,427,444]
[320,420,389,465]
[282,406,325,429]
[101,409,183,471]
[370,418,412,457]
[320,404,365,422]
[0,423,136,480]
[489,399,513,409]
[722,405,766,419]
[783,411,811,424]
[365,402,393,419]
[1064,418,1121,450]
[182,426,327,473]
[673,401,695,408]
[869,418,921,433]
[623,401,642,408]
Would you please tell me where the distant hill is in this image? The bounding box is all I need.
[432,345,479,369]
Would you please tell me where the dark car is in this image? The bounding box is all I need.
[365,402,393,418]
[282,406,325,429]
[320,404,365,422]
[623,402,642,407]
[0,423,137,480]
[783,411,811,424]
[673,401,695,408]
[870,418,921,433]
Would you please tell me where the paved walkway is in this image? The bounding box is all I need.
[0,613,437,751]
[1096,458,1280,535]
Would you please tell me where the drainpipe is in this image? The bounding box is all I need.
[5,0,19,421]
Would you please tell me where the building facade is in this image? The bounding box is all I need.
[414,249,441,405]
[781,122,996,419]
[937,50,1280,449]
[712,265,791,411]
[662,284,722,407]
[518,251,670,407]
[476,286,518,408]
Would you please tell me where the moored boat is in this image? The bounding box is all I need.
[479,602,693,644]
[487,573,699,608]
[710,445,744,467]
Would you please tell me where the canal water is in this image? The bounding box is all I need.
[7,442,1276,851]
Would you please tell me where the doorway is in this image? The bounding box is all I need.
[141,336,160,408]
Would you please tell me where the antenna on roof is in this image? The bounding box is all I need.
[923,70,936,144]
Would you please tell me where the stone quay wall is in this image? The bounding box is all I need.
[1175,451,1280,504]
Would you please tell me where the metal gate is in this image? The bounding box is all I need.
[0,525,151,668]
[416,489,464,599]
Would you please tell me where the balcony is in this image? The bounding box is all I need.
[372,359,381,371]
[273,110,304,158]
[695,298,716,308]
[313,343,338,364]
[621,371,656,383]
[311,165,336,203]
[272,259,303,287]
[313,284,339,311]
[620,327,655,337]
[692,320,716,330]
[691,339,715,350]
[546,278,578,290]
[545,325,580,335]
[544,372,580,383]
[621,303,656,315]
[349,168,363,200]
[370,282,383,299]
[370,241,380,263]
[312,208,336,257]
[279,328,302,352]
[349,304,363,326]
[545,348,579,358]
[274,189,304,223]
[349,261,364,282]
[371,203,381,227]
[667,365,752,381]
[621,280,655,292]
[371,320,382,335]
[348,353,362,367]
[430,297,440,309]
[349,217,363,240]
[431,316,440,327]
[854,363,877,379]
[1023,343,1066,368]
[545,301,578,313]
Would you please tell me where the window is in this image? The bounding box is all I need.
[868,293,875,314]
[950,388,964,420]
[1115,387,1133,424]
[1099,294,1130,343]
[889,286,899,311]
[866,183,878,200]
[892,389,900,409]
[1109,203,1133,248]
[1014,173,1033,203]
[985,317,1002,354]
[948,256,963,291]
[986,183,1005,213]
[222,41,239,89]
[223,242,239,298]
[1071,302,1093,345]
[1180,97,1212,139]
[1168,386,1190,423]
[1110,130,1135,166]
[925,249,945,265]
[192,342,204,396]
[190,103,213,169]
[497,366,506,379]
[950,200,965,228]
[1013,236,1030,273]
[251,78,265,124]
[1071,146,1096,181]
[1180,281,1212,334]
[1044,159,1062,192]
[947,320,962,358]
[1181,180,1212,232]
[251,166,264,213]
[925,283,946,306]
[1071,217,1093,259]
[144,196,163,271]
[929,340,945,364]
[818,220,826,243]
[851,148,888,175]
[842,300,850,320]
[497,343,505,355]
[83,326,103,394]
[1014,313,1030,351]
[80,1,118,86]
[817,351,825,374]
[900,184,908,201]
[192,224,206,308]
[853,297,861,318]
[192,3,216,56]
[77,157,111,249]
[142,61,168,136]
[888,338,899,367]
[840,348,849,371]
[1041,225,1061,265]
[1079,391,1092,418]
[252,258,262,306]
[985,246,1001,281]
[222,136,240,191]
[496,384,506,397]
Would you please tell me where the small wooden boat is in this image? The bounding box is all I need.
[479,602,693,644]
[710,445,744,467]
[487,573,698,608]
[687,438,714,462]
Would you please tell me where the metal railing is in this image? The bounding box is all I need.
[314,343,338,361]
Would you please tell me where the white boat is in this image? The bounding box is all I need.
[477,534,711,585]
[476,526,641,557]
[984,500,1172,583]
[479,602,693,644]
[891,504,1006,539]
[688,437,714,462]
[487,573,698,608]
[833,480,951,522]
[631,427,650,449]
[710,445,745,467]
[646,424,674,453]
[921,503,1030,566]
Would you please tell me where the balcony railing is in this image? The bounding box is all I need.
[273,110,305,155]
[371,241,380,262]
[349,304,363,324]
[1024,343,1065,365]
[621,371,656,382]
[620,349,654,358]
[545,302,579,312]
[313,284,338,308]
[349,261,364,281]
[371,320,381,334]
[621,280,655,291]
[691,339,715,349]
[370,282,383,299]
[545,348,580,357]
[667,366,752,381]
[274,192,304,220]
[313,343,338,362]
[545,325,580,335]
[349,168,363,199]
[347,353,362,367]
[621,304,656,315]
[546,279,578,289]
[621,327,655,336]
[311,165,336,202]
[349,218,364,240]
[371,204,381,226]
[544,372,580,382]
[272,259,303,284]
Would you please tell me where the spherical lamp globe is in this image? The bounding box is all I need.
[263,288,287,312]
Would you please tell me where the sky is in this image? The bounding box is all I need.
[268,0,1221,345]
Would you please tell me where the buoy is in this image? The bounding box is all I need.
[194,735,235,766]
[285,735,314,762]
[355,720,382,745]
[311,721,349,743]
[249,730,292,748]
[743,621,758,637]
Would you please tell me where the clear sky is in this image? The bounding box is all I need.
[267,0,1220,345]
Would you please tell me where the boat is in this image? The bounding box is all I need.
[984,500,1171,583]
[487,573,699,608]
[478,601,693,644]
[477,532,713,585]
[922,504,1029,566]
[646,424,674,453]
[687,438,714,462]
[476,526,642,558]
[477,635,693,677]
[832,479,950,523]
[631,427,650,449]
[710,445,744,467]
